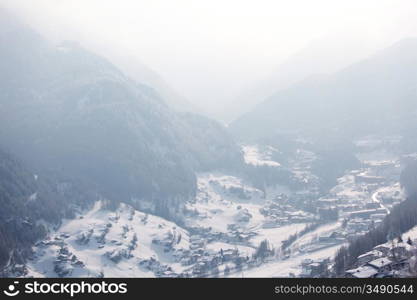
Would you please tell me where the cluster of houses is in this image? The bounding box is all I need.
[148,224,274,277]
[208,178,263,201]
[226,224,257,242]
[152,228,183,252]
[139,257,178,278]
[259,198,315,227]
[184,248,245,277]
[345,239,416,278]
[146,227,238,277]
[174,230,254,277]
[30,234,86,277]
[53,242,84,277]
[300,258,330,277]
[315,196,389,237]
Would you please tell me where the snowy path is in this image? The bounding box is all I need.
[372,189,390,214]
[228,244,342,278]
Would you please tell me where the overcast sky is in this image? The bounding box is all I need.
[3,0,417,116]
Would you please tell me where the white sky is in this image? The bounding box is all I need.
[3,0,417,115]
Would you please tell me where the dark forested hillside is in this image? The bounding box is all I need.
[0,149,97,271]
[0,10,243,221]
[334,162,417,275]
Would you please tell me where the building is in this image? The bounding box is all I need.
[346,266,379,278]
[356,250,384,266]
[366,257,393,272]
[349,208,387,219]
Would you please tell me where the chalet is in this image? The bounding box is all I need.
[346,265,379,278]
[221,249,239,261]
[357,250,384,265]
[373,244,391,256]
[300,259,328,277]
[366,257,393,272]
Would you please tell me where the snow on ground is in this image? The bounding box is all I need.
[289,222,341,252]
[205,242,255,257]
[354,135,401,150]
[242,145,281,167]
[250,224,306,250]
[356,150,398,164]
[185,173,305,245]
[403,226,417,241]
[372,183,403,203]
[185,172,321,276]
[185,173,266,232]
[26,202,191,278]
[234,244,342,278]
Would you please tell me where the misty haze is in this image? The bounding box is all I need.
[1,0,417,280]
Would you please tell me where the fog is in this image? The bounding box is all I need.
[3,0,417,280]
[2,0,417,120]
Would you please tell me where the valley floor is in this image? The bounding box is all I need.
[22,135,412,278]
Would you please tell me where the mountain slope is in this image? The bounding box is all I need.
[0,9,243,220]
[230,38,417,141]
[26,202,192,278]
[222,34,382,122]
[102,51,199,113]
[0,148,97,272]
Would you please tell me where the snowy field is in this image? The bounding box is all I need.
[25,137,408,278]
[242,145,281,167]
[27,171,315,278]
[289,222,342,252]
[184,173,266,232]
[401,226,417,242]
[27,202,191,277]
[250,224,306,249]
[231,244,342,278]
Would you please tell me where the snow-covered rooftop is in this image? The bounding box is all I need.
[357,250,384,259]
[367,257,392,269]
[346,265,379,278]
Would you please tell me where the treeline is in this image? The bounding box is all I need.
[0,149,96,272]
[242,164,296,194]
[334,194,417,275]
[312,148,360,192]
[281,222,322,250]
[400,160,417,196]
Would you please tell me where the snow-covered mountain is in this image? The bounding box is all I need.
[230,38,417,142]
[0,8,243,221]
[2,6,417,280]
[21,172,311,278]
[0,8,246,274]
[100,50,199,114]
[26,202,192,278]
[221,34,384,122]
